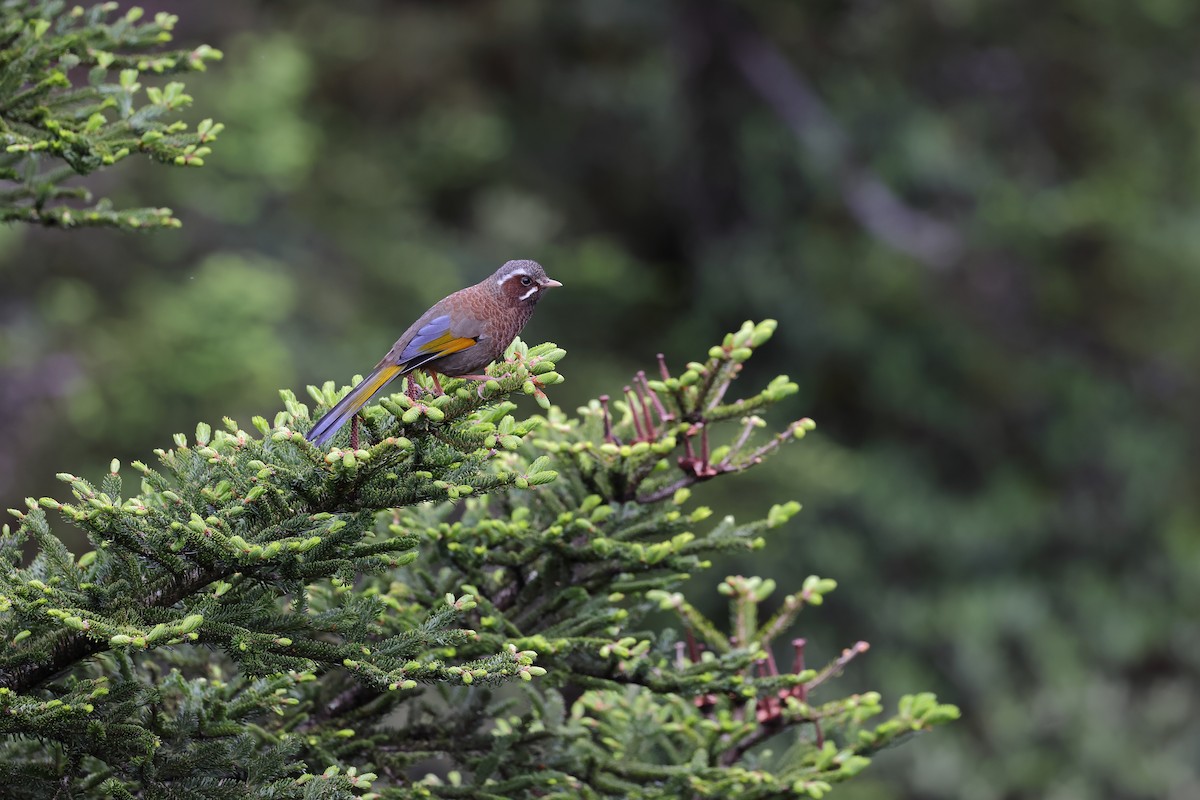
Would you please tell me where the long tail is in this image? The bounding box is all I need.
[306,364,403,447]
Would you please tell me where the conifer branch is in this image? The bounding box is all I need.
[0,2,223,229]
[0,323,958,797]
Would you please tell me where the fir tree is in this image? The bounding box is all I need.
[1,321,958,798]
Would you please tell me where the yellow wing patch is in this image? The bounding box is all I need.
[424,332,478,357]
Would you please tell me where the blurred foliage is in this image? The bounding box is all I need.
[1,1,1198,798]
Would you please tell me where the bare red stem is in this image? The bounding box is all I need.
[633,371,659,435]
[624,385,649,441]
[640,369,674,424]
[599,395,616,444]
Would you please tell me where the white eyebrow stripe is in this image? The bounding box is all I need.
[497,270,530,286]
[519,286,539,300]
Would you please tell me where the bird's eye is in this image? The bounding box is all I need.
[520,276,532,286]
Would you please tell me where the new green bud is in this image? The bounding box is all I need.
[767,501,802,527]
[750,319,777,347]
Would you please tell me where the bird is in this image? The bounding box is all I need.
[305,259,562,447]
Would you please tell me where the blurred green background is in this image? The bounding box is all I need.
[3,2,1198,798]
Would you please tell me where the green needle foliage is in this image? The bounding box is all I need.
[0,321,957,799]
[0,1,223,228]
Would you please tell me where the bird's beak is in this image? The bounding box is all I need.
[541,278,563,288]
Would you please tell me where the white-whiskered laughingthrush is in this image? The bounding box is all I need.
[306,260,562,447]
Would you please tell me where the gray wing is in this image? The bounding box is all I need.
[396,313,486,371]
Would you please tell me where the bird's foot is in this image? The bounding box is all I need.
[427,371,445,396]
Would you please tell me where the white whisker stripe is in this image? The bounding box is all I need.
[519,286,539,301]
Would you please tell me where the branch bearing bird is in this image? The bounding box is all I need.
[306,260,562,447]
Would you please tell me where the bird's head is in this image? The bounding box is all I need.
[492,259,563,307]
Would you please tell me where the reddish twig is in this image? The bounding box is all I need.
[625,385,650,441]
[599,395,616,444]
